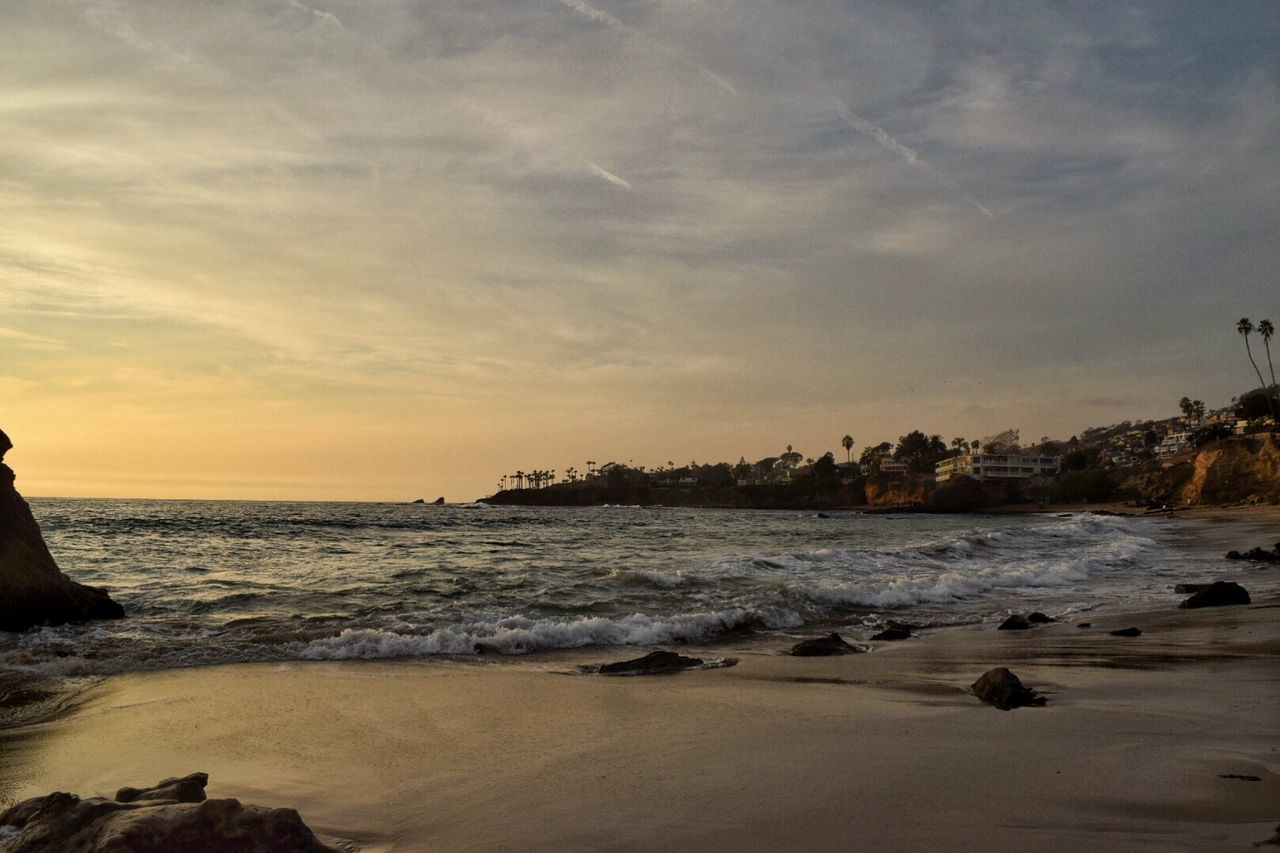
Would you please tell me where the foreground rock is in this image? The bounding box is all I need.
[0,773,336,852]
[997,615,1031,631]
[0,429,124,632]
[869,625,912,641]
[1179,581,1251,609]
[1109,627,1142,637]
[970,668,1046,710]
[598,650,709,675]
[1224,543,1279,563]
[789,633,864,656]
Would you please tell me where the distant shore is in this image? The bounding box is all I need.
[3,514,1277,850]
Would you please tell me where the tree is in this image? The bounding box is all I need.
[1238,318,1277,419]
[981,428,1020,454]
[1260,318,1277,404]
[859,442,892,469]
[841,435,854,463]
[813,452,837,483]
[1178,396,1194,421]
[1192,400,1206,423]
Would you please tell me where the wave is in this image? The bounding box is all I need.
[296,607,804,659]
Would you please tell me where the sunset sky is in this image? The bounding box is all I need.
[3,1,1278,500]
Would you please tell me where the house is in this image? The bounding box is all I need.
[936,453,1060,483]
[1155,432,1192,460]
[878,460,909,474]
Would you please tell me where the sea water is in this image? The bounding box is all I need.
[0,501,1223,679]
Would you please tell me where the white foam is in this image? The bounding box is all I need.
[297,608,803,660]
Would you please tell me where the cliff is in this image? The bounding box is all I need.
[1178,433,1280,505]
[0,429,124,632]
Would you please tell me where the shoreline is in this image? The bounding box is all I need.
[2,510,1278,850]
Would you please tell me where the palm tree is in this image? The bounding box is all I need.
[1260,318,1277,404]
[841,435,854,463]
[1239,318,1277,419]
[1178,396,1193,422]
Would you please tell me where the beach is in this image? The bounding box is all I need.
[2,512,1277,852]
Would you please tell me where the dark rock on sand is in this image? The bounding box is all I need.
[1027,612,1055,624]
[789,633,864,656]
[0,774,336,852]
[116,772,209,804]
[1180,581,1251,609]
[997,615,1032,631]
[0,429,125,632]
[1109,627,1142,637]
[1225,550,1243,559]
[1218,773,1261,781]
[598,650,706,675]
[1175,583,1210,594]
[869,625,912,641]
[1076,622,1092,628]
[970,667,1046,710]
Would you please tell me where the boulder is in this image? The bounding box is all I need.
[1179,581,1251,609]
[598,650,705,675]
[431,497,445,505]
[0,430,125,632]
[970,667,1046,710]
[116,772,208,804]
[1027,612,1055,624]
[1109,627,1142,637]
[1225,550,1243,560]
[0,775,337,852]
[925,474,990,513]
[997,615,1032,631]
[788,633,864,656]
[869,625,911,641]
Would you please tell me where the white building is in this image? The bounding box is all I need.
[1155,432,1192,459]
[936,453,1060,483]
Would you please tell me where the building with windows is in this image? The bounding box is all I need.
[1155,432,1192,460]
[936,453,1060,483]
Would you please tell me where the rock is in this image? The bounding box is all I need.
[925,474,990,513]
[411,498,425,504]
[0,775,336,852]
[1225,550,1243,559]
[116,772,208,804]
[432,497,445,505]
[869,625,911,641]
[1076,622,1091,628]
[1175,583,1210,594]
[1027,612,1055,624]
[598,650,705,675]
[997,615,1032,631]
[1179,581,1251,609]
[0,430,125,632]
[1109,627,1142,637]
[788,633,864,656]
[970,667,1046,710]
[0,428,10,462]
[1241,546,1278,563]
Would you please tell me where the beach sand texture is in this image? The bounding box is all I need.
[3,563,1277,851]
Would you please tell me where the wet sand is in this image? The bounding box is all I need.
[2,517,1278,851]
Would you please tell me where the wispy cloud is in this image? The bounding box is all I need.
[556,0,620,27]
[588,162,632,189]
[287,0,341,28]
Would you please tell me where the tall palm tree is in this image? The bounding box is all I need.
[1260,318,1277,403]
[1239,318,1276,419]
[841,435,854,463]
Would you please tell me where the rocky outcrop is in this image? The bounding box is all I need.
[924,474,990,512]
[0,430,124,632]
[789,633,864,656]
[1179,581,1251,609]
[0,773,337,852]
[869,625,912,641]
[1178,434,1280,505]
[970,667,1046,710]
[997,615,1032,631]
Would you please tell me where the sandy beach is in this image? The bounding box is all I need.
[2,513,1277,852]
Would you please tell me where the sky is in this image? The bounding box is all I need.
[2,1,1278,501]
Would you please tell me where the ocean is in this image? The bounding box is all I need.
[0,500,1224,681]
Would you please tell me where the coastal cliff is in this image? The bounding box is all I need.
[0,429,124,632]
[1178,433,1280,505]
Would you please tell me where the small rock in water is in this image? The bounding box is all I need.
[1180,581,1251,609]
[789,633,864,656]
[997,615,1032,631]
[970,667,1046,710]
[598,650,706,675]
[1109,627,1142,637]
[869,625,912,641]
[1224,550,1243,560]
[1027,612,1055,624]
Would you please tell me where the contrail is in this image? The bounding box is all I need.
[288,0,342,27]
[588,162,632,189]
[556,0,620,27]
[839,102,993,219]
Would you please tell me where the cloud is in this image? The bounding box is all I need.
[287,0,341,28]
[555,0,620,27]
